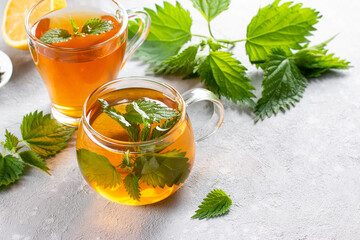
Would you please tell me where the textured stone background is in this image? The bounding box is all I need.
[1,0,360,239]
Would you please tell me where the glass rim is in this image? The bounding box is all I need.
[82,77,187,148]
[24,0,129,52]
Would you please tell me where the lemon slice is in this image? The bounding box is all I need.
[2,0,66,50]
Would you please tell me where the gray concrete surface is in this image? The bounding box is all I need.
[1,0,360,239]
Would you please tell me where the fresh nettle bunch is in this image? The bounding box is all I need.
[129,0,351,121]
[0,111,74,187]
[40,17,114,44]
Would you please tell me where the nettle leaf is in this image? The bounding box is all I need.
[133,149,190,188]
[153,45,200,75]
[294,39,351,77]
[81,18,113,35]
[192,189,232,220]
[129,1,192,63]
[246,0,321,63]
[140,122,151,142]
[20,111,75,158]
[2,130,21,153]
[123,172,141,201]
[40,28,72,44]
[255,49,307,121]
[121,150,132,168]
[19,151,50,175]
[207,38,224,52]
[124,99,179,124]
[150,115,180,140]
[77,149,122,189]
[98,99,140,142]
[191,0,230,22]
[0,154,24,186]
[198,51,256,106]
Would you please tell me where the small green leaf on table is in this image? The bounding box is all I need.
[294,38,351,77]
[153,45,200,75]
[192,189,232,220]
[19,151,50,175]
[2,130,22,153]
[246,0,320,63]
[20,111,75,158]
[128,1,192,63]
[254,49,307,121]
[0,154,24,186]
[198,51,256,106]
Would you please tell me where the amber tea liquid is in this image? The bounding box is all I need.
[76,88,195,205]
[30,7,127,122]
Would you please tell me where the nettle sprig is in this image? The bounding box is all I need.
[0,111,75,187]
[129,0,351,121]
[40,17,113,44]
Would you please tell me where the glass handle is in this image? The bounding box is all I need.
[182,88,225,142]
[122,9,151,68]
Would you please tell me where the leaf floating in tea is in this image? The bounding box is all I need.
[133,149,190,188]
[77,149,122,189]
[150,115,180,140]
[21,111,75,157]
[39,28,72,44]
[124,99,179,124]
[192,189,232,220]
[81,18,113,35]
[123,172,141,201]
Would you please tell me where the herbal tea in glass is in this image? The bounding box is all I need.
[25,0,150,126]
[76,78,224,205]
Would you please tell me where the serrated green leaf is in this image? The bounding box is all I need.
[124,99,179,124]
[150,115,180,140]
[19,151,50,175]
[81,18,113,35]
[191,0,230,22]
[198,51,256,106]
[153,45,199,75]
[129,1,192,63]
[98,99,140,142]
[77,149,122,189]
[0,155,24,186]
[70,17,79,33]
[192,189,232,220]
[140,122,151,142]
[294,38,351,77]
[133,149,190,188]
[246,0,320,63]
[207,38,224,52]
[40,28,72,44]
[3,130,21,153]
[123,172,141,201]
[255,49,307,121]
[20,111,75,158]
